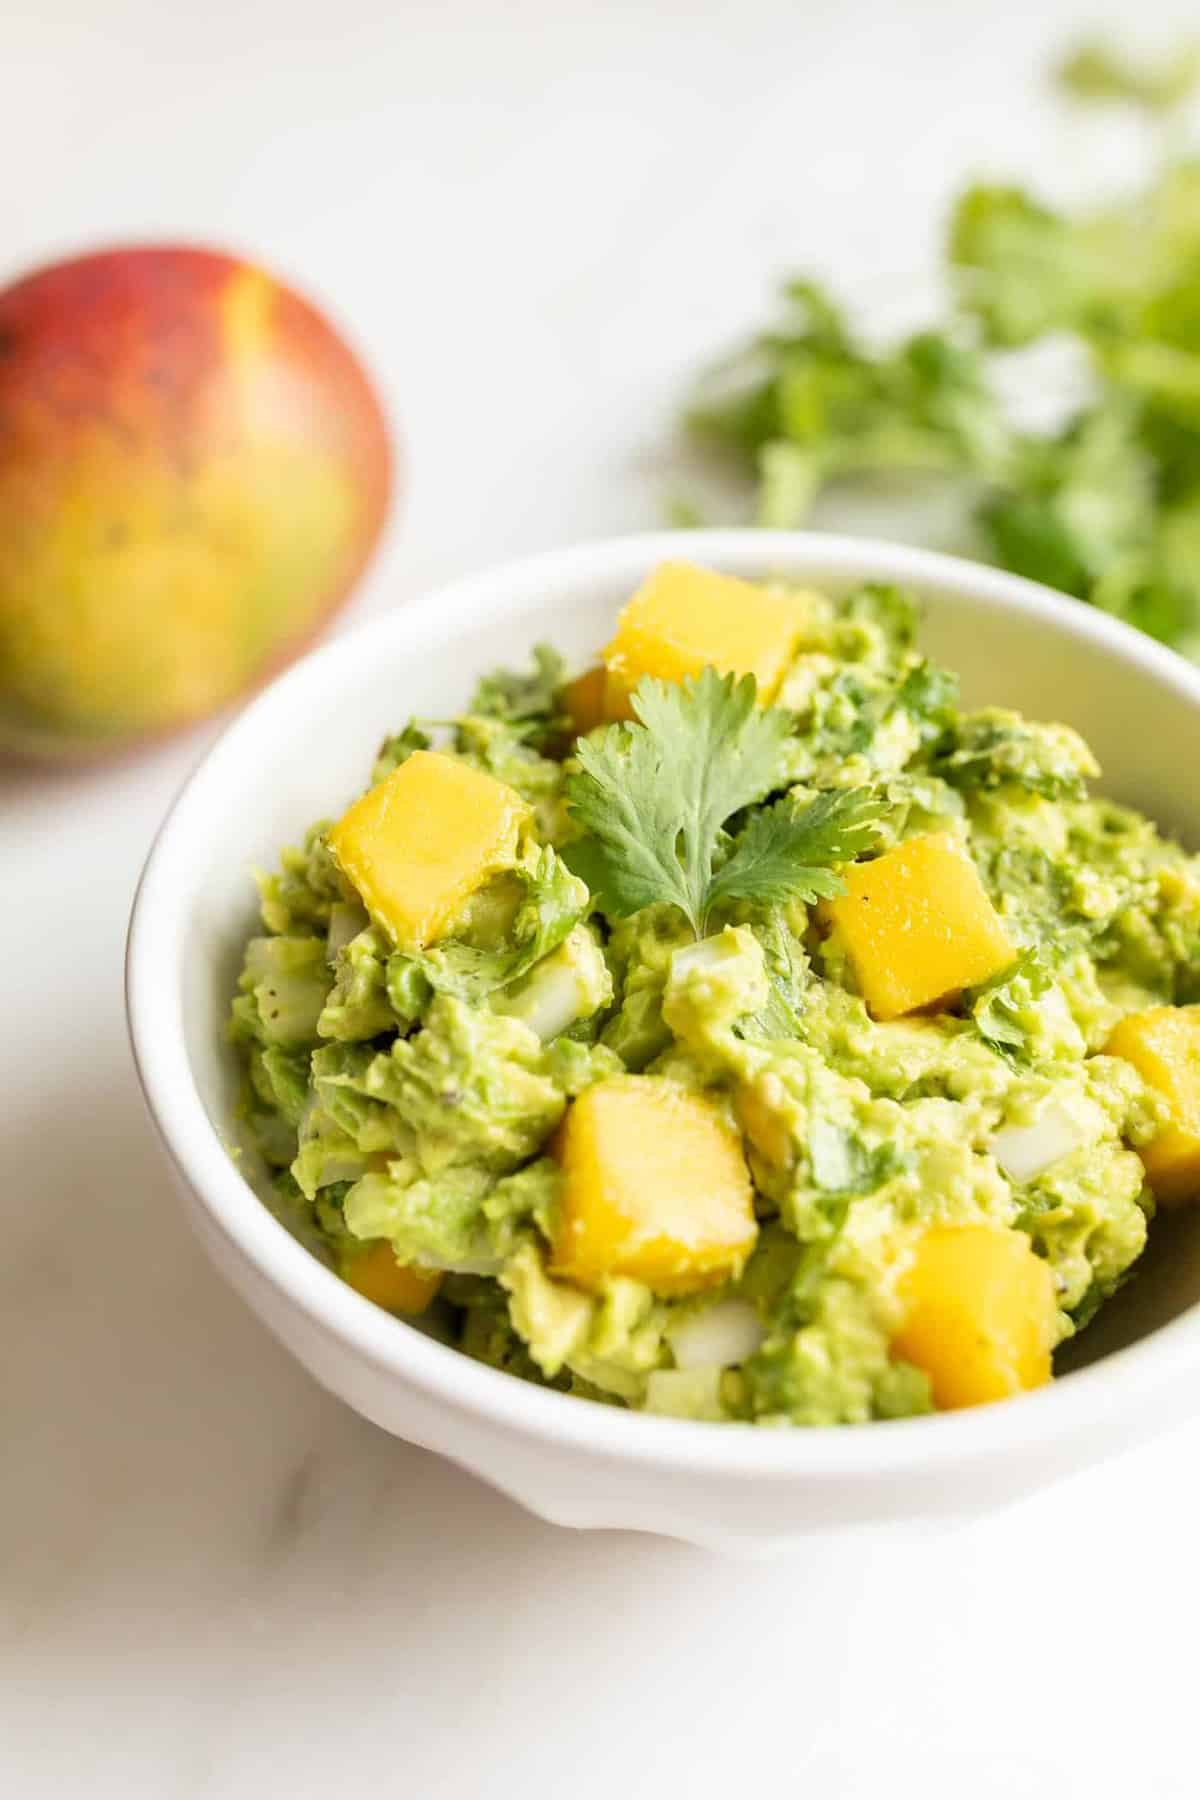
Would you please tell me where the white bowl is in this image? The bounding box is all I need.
[127,531,1200,1554]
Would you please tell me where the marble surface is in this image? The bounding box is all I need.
[5,2,1200,1793]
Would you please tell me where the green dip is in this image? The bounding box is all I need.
[229,581,1200,1425]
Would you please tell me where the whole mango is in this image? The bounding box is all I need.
[0,245,393,758]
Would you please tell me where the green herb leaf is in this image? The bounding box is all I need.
[564,669,795,935]
[1055,37,1200,115]
[895,660,960,746]
[948,184,1098,349]
[968,948,1056,1062]
[756,441,821,528]
[390,847,586,1003]
[738,908,811,1041]
[468,644,568,747]
[934,708,1099,801]
[807,1119,912,1196]
[372,721,434,785]
[686,275,1011,484]
[706,787,883,919]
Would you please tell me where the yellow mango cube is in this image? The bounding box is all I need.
[328,749,528,950]
[559,665,610,736]
[1158,867,1200,908]
[602,562,815,714]
[1106,1006,1200,1204]
[892,1225,1057,1410]
[824,832,1015,1021]
[340,1242,443,1315]
[550,1076,758,1296]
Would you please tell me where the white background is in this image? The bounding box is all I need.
[4,2,1200,1795]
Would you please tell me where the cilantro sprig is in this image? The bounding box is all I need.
[706,785,884,915]
[564,668,881,936]
[677,40,1200,664]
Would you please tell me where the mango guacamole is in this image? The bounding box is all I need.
[229,563,1200,1424]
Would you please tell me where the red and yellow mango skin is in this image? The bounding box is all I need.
[0,245,393,758]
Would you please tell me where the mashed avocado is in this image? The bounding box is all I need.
[229,571,1200,1425]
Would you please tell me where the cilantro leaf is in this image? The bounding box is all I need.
[1055,38,1200,115]
[565,669,795,935]
[372,720,433,784]
[687,278,1010,509]
[968,949,1056,1062]
[389,846,585,1004]
[895,660,959,746]
[807,1119,912,1196]
[977,405,1157,595]
[948,184,1101,349]
[706,787,883,915]
[468,645,567,748]
[739,908,810,1040]
[565,670,881,935]
[756,441,821,528]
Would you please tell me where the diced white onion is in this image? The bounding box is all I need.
[667,1299,765,1370]
[991,1104,1083,1184]
[511,961,588,1042]
[644,1367,726,1421]
[670,935,732,982]
[327,902,368,963]
[496,928,611,1041]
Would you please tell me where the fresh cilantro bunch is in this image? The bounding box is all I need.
[678,40,1200,662]
[564,668,881,937]
[687,282,1011,528]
